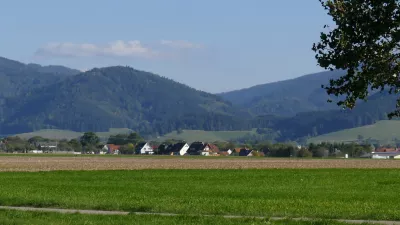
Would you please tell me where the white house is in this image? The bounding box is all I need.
[136,142,154,155]
[169,142,189,156]
[102,144,120,154]
[37,142,57,150]
[201,151,209,156]
[178,143,189,155]
[227,149,233,155]
[371,151,400,159]
[29,150,43,154]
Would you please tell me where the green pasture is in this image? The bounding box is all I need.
[0,169,398,221]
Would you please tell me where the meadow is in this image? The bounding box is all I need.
[154,129,256,143]
[308,120,400,144]
[0,210,370,225]
[0,169,399,222]
[10,128,134,141]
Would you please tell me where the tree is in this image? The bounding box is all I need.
[119,143,135,154]
[313,0,400,118]
[297,148,313,158]
[80,132,100,147]
[68,139,82,152]
[312,147,329,158]
[107,132,143,146]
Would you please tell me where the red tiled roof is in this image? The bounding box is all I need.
[376,147,398,152]
[206,143,220,152]
[107,144,120,151]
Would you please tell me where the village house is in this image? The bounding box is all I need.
[102,144,120,154]
[29,150,43,154]
[187,142,220,156]
[371,147,400,159]
[167,142,189,156]
[135,142,154,155]
[239,148,253,156]
[37,142,58,151]
[234,148,242,154]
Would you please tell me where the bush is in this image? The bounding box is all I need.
[297,148,312,158]
[312,147,329,158]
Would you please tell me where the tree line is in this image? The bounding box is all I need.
[0,131,373,158]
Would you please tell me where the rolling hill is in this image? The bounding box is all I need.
[307,120,400,144]
[218,70,345,116]
[0,66,248,136]
[1,56,400,143]
[155,129,257,143]
[0,57,79,98]
[13,128,133,141]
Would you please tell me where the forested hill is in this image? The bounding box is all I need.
[0,66,248,135]
[0,57,79,100]
[0,56,398,142]
[218,70,346,117]
[250,90,398,142]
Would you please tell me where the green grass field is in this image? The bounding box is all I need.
[0,210,367,225]
[308,120,400,144]
[155,129,256,143]
[11,128,133,140]
[0,169,399,221]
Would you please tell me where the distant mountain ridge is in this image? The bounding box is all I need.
[0,57,79,99]
[218,70,346,116]
[0,66,247,135]
[0,56,398,142]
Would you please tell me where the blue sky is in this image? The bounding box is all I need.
[0,0,331,93]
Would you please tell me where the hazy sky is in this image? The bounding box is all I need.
[0,0,332,93]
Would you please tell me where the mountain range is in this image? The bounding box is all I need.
[218,70,345,117]
[0,56,397,142]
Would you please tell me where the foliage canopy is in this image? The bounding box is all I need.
[313,0,400,117]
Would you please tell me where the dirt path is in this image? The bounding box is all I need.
[1,156,400,171]
[0,206,399,224]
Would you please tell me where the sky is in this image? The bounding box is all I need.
[0,0,332,93]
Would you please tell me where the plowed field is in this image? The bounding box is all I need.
[0,156,399,171]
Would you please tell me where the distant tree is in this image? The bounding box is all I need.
[312,147,329,158]
[68,139,82,152]
[80,132,100,150]
[107,132,143,146]
[297,148,313,158]
[28,136,48,145]
[57,140,74,152]
[313,0,400,118]
[120,144,135,154]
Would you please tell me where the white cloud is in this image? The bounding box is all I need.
[35,40,157,58]
[160,40,203,49]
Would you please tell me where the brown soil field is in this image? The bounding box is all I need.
[0,156,400,171]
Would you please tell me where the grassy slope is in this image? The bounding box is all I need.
[0,210,358,225]
[13,128,133,140]
[308,120,400,143]
[12,128,255,143]
[0,169,400,220]
[155,129,256,143]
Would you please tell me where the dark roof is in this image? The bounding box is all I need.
[135,142,147,150]
[188,142,205,154]
[239,149,253,156]
[169,142,187,152]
